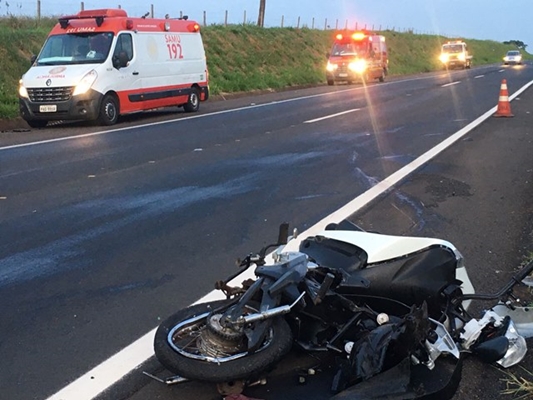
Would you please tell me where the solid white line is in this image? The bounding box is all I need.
[304,108,360,123]
[474,75,485,79]
[45,79,533,400]
[441,81,461,87]
[0,73,459,152]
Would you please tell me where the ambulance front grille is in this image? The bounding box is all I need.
[27,86,73,103]
[337,64,348,73]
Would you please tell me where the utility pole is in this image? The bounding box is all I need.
[257,0,266,27]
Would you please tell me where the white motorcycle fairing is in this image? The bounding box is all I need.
[317,230,475,297]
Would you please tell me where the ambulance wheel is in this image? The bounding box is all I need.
[327,79,334,86]
[379,73,385,83]
[98,94,119,126]
[26,120,48,129]
[184,88,200,112]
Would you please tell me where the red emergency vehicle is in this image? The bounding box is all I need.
[19,9,209,127]
[326,30,388,85]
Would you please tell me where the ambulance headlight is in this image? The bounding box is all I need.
[326,61,338,72]
[458,53,466,61]
[439,54,449,63]
[503,56,509,62]
[73,70,98,96]
[19,79,29,98]
[349,59,367,73]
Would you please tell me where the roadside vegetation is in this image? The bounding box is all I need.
[0,16,530,121]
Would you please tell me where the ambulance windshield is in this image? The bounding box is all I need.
[36,32,114,65]
[331,42,368,57]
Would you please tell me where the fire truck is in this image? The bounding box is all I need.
[326,30,388,85]
[439,40,472,69]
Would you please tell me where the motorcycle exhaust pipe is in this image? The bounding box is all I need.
[237,292,305,325]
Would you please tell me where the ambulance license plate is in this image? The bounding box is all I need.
[339,73,348,77]
[39,105,57,113]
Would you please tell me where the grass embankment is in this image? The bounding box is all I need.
[0,16,529,120]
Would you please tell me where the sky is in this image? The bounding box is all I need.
[3,0,531,49]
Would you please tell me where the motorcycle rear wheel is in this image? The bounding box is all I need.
[154,300,293,382]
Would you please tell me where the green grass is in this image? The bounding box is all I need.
[0,17,529,120]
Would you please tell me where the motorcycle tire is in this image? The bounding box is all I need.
[154,299,293,382]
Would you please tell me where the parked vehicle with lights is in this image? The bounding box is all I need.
[503,50,522,65]
[326,30,388,85]
[439,40,472,70]
[18,8,209,128]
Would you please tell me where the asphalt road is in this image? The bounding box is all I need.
[1,63,533,400]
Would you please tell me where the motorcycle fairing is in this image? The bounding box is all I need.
[317,230,458,265]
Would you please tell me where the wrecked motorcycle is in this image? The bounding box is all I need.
[153,221,533,399]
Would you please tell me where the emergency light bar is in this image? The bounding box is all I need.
[335,31,368,42]
[58,8,127,29]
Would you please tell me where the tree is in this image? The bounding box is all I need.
[503,40,528,50]
[257,0,266,27]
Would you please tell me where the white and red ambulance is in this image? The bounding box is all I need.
[19,9,209,128]
[326,30,388,85]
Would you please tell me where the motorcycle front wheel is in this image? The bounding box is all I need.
[154,300,293,382]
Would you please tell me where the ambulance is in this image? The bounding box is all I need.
[19,9,209,128]
[326,30,388,85]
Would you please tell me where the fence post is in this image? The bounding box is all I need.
[81,2,84,11]
[243,10,246,25]
[324,18,327,30]
[151,4,154,18]
[297,16,300,29]
[118,5,121,9]
[312,17,314,29]
[344,19,348,29]
[225,10,228,26]
[281,15,284,28]
[37,0,41,19]
[203,11,207,26]
[355,22,358,30]
[335,19,338,30]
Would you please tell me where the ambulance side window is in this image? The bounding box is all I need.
[113,33,134,69]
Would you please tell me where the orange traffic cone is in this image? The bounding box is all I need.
[494,79,514,117]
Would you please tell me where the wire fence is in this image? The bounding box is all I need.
[0,0,451,36]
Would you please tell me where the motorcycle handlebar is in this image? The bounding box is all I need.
[459,258,533,302]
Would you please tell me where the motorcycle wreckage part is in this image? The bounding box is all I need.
[330,356,462,400]
[154,300,293,382]
[142,371,189,385]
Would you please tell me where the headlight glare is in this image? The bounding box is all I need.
[326,62,338,72]
[73,70,98,96]
[19,79,29,98]
[349,59,367,73]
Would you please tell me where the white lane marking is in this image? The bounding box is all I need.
[474,75,485,79]
[499,69,505,72]
[304,108,360,123]
[44,78,533,400]
[0,72,478,152]
[442,81,461,87]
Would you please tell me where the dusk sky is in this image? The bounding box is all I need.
[5,0,531,50]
